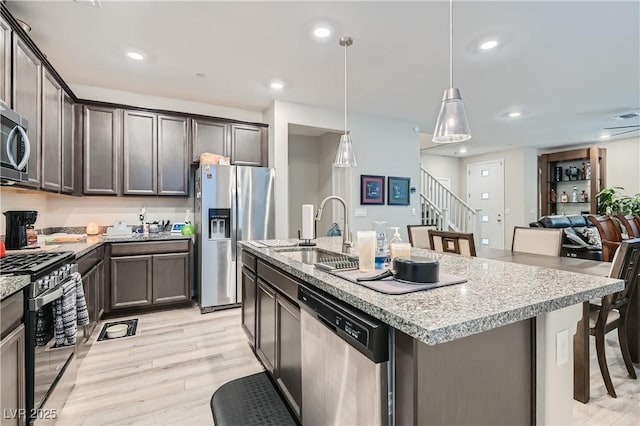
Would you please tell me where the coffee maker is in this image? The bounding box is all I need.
[3,210,38,249]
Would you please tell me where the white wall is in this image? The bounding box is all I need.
[420,152,462,197]
[288,135,320,238]
[317,132,341,235]
[459,147,539,249]
[270,100,421,241]
[70,84,263,124]
[0,187,190,235]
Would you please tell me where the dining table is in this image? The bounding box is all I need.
[475,246,638,403]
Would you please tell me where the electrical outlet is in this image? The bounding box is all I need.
[556,329,569,366]
[504,208,511,215]
[355,208,367,218]
[411,208,416,216]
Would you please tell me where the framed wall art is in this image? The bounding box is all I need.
[360,175,385,205]
[387,176,410,206]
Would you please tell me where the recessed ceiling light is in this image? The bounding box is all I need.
[126,51,144,61]
[270,80,285,90]
[599,134,611,139]
[458,147,468,154]
[508,111,522,118]
[313,26,332,39]
[480,40,499,50]
[196,73,206,78]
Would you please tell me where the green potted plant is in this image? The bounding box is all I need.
[596,186,625,215]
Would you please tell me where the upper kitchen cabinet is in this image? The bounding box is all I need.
[0,15,11,106]
[12,36,41,188]
[230,124,267,166]
[123,110,157,195]
[61,94,75,194]
[83,105,121,195]
[191,118,228,162]
[158,115,189,196]
[41,69,62,192]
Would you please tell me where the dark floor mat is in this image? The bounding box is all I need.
[96,319,138,341]
[210,372,297,426]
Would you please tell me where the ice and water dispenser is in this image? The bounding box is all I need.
[208,209,230,240]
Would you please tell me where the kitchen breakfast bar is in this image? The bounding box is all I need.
[239,237,623,425]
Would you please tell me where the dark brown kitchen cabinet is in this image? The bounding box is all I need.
[41,69,62,192]
[123,110,157,195]
[12,36,41,188]
[256,279,276,373]
[0,15,11,106]
[84,105,120,195]
[61,94,74,194]
[82,260,104,332]
[230,124,266,166]
[152,252,190,304]
[191,118,228,162]
[158,115,189,196]
[241,268,257,347]
[275,294,302,417]
[1,325,26,426]
[110,255,153,309]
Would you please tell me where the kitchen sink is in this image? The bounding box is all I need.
[275,247,356,265]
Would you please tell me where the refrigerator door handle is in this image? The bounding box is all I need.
[231,166,238,261]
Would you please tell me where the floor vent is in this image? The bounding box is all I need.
[97,319,138,341]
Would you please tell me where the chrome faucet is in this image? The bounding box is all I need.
[316,195,352,253]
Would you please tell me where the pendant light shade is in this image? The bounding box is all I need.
[334,36,357,167]
[432,0,471,143]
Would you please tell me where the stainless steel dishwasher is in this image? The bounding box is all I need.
[298,285,389,426]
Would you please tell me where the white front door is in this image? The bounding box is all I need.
[467,160,505,249]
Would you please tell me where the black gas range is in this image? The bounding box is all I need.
[0,251,75,297]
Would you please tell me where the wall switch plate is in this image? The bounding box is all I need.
[504,208,511,215]
[411,208,417,216]
[355,208,367,218]
[556,329,569,366]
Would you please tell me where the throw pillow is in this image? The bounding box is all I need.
[564,229,589,247]
[579,227,602,249]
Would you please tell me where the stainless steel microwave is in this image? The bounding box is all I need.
[1,104,31,184]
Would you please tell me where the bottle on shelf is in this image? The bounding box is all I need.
[571,186,578,203]
[550,188,557,203]
[585,163,591,179]
[583,191,589,203]
[580,163,586,180]
[579,190,586,203]
[560,191,569,203]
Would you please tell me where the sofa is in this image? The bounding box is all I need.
[529,215,603,261]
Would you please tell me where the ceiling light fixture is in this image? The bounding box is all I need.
[313,26,332,39]
[508,111,521,118]
[458,147,468,154]
[334,36,357,167]
[433,0,471,144]
[126,51,144,61]
[269,80,285,90]
[599,134,611,139]
[480,40,498,50]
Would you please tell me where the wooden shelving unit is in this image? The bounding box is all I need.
[539,146,606,216]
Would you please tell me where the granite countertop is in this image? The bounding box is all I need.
[240,237,624,346]
[1,275,31,301]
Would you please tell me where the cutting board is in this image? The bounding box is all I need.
[6,244,62,254]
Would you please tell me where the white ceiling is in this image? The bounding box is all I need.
[7,0,640,157]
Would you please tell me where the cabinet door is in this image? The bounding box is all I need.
[256,280,276,373]
[275,295,302,417]
[0,15,10,106]
[61,93,74,194]
[230,124,265,166]
[96,260,104,320]
[84,105,120,195]
[241,268,257,347]
[0,324,26,426]
[82,265,97,327]
[158,115,189,196]
[12,36,41,188]
[191,119,228,162]
[111,255,153,309]
[123,110,157,195]
[41,70,62,192]
[151,252,190,304]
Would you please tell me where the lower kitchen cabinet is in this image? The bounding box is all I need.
[256,280,276,373]
[111,255,153,309]
[275,294,302,417]
[1,325,26,426]
[78,248,106,338]
[152,252,190,304]
[241,268,257,347]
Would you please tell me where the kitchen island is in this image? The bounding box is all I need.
[239,237,623,425]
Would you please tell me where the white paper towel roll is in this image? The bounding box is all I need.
[301,204,315,239]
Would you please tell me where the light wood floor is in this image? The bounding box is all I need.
[51,305,638,425]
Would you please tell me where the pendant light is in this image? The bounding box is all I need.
[334,36,357,167]
[432,0,471,143]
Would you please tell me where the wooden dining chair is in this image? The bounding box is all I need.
[616,214,640,238]
[407,225,437,249]
[589,238,640,397]
[428,230,476,256]
[511,227,563,256]
[587,215,623,262]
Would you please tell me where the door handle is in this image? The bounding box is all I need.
[29,285,63,311]
[6,125,31,171]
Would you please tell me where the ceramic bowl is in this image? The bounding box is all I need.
[106,324,128,339]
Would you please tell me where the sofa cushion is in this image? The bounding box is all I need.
[579,227,602,248]
[564,229,589,247]
[539,215,573,228]
[567,215,589,227]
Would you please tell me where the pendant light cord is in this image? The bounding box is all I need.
[344,42,348,135]
[449,0,453,89]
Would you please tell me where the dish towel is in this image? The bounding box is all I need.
[53,272,89,346]
[74,272,90,328]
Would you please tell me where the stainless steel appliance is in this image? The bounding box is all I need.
[3,210,38,249]
[298,285,390,426]
[195,165,275,311]
[1,105,31,184]
[0,251,78,424]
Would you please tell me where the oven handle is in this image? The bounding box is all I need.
[6,125,31,171]
[29,285,63,311]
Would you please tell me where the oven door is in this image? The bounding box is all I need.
[26,284,75,421]
[1,105,31,183]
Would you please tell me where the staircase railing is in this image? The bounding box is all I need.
[420,167,480,233]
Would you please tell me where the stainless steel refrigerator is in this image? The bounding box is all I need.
[195,165,275,311]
